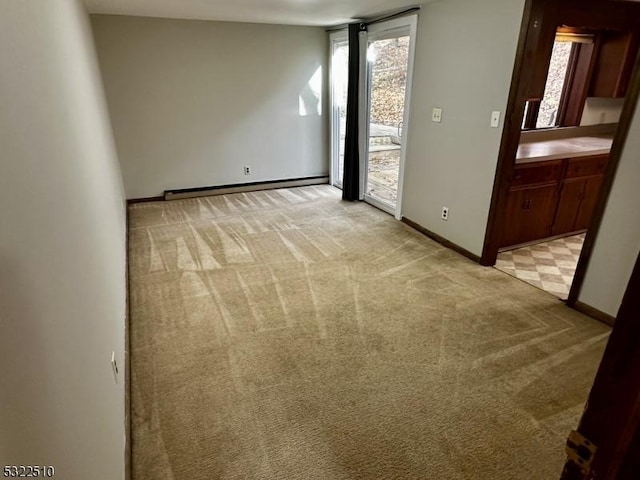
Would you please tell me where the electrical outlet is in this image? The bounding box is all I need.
[491,111,501,128]
[432,107,443,123]
[244,166,251,175]
[441,206,449,221]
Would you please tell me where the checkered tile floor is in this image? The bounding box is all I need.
[495,234,585,299]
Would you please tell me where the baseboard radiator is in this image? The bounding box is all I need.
[164,175,330,201]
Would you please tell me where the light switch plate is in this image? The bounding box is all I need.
[490,111,501,128]
[432,108,443,123]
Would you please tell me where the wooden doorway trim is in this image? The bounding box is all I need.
[479,0,556,266]
[567,44,640,306]
[559,251,640,479]
[480,0,640,301]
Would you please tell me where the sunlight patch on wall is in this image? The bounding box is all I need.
[299,66,322,116]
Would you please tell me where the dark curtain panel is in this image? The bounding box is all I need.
[342,22,367,201]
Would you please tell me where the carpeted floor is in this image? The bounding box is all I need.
[128,185,610,480]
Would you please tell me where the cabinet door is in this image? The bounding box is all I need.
[512,160,564,187]
[575,175,604,231]
[590,31,640,98]
[565,154,609,179]
[552,178,585,236]
[500,184,558,247]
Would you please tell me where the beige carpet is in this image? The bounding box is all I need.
[128,185,610,480]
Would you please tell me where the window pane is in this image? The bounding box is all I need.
[536,41,573,129]
[332,41,349,187]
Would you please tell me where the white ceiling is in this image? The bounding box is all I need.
[84,0,425,27]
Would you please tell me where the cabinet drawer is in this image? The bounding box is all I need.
[512,160,563,187]
[566,155,608,178]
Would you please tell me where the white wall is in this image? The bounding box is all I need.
[401,0,526,257]
[578,95,640,317]
[0,1,127,479]
[91,15,329,199]
[581,97,625,126]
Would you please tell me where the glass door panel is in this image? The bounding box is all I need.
[329,15,416,217]
[364,31,411,212]
[330,36,349,188]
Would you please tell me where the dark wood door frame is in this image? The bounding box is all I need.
[481,0,640,315]
[559,251,640,479]
[567,47,640,307]
[480,0,558,267]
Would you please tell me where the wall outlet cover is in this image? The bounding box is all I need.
[432,108,443,123]
[491,111,501,128]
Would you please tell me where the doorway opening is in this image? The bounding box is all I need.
[330,16,417,219]
[495,30,617,299]
[483,1,640,304]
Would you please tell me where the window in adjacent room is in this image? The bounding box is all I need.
[522,33,594,130]
[536,40,574,128]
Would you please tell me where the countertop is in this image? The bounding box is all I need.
[516,135,613,164]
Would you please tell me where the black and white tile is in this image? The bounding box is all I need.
[495,234,585,299]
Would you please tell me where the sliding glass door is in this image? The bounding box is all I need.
[330,32,349,188]
[364,23,413,214]
[330,16,417,219]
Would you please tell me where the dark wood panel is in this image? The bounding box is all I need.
[401,217,481,263]
[560,252,640,480]
[501,188,531,247]
[528,14,559,100]
[573,301,615,327]
[559,42,597,127]
[618,426,640,479]
[500,184,558,247]
[590,31,638,98]
[552,178,584,235]
[565,154,609,178]
[556,0,640,32]
[511,160,563,187]
[501,155,607,248]
[574,175,603,231]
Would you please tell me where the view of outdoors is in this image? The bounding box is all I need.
[332,35,410,207]
[369,37,410,128]
[332,41,349,186]
[367,35,410,206]
[537,40,573,128]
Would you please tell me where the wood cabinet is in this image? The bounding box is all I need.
[565,154,608,178]
[589,31,640,98]
[500,160,562,247]
[551,154,608,235]
[499,154,608,248]
[574,175,603,231]
[551,176,603,235]
[511,160,564,187]
[551,178,586,235]
[502,184,559,247]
